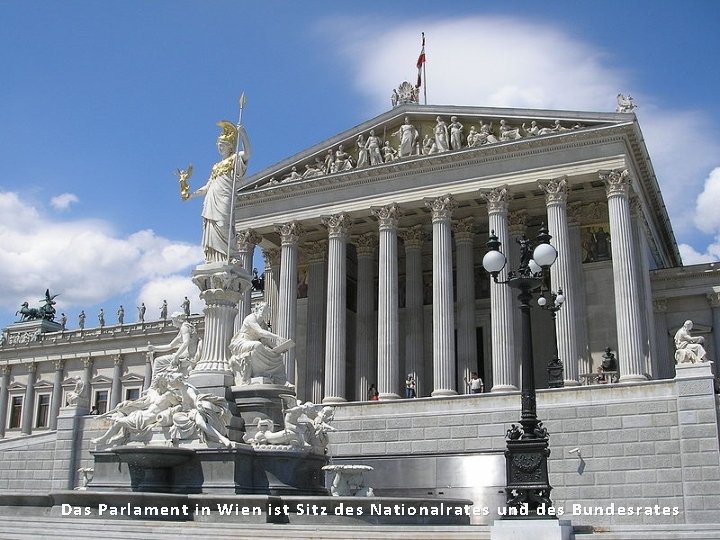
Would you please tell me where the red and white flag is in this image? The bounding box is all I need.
[416,33,426,89]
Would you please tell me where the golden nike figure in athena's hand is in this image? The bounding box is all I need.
[175,164,193,201]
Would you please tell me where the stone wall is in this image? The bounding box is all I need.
[0,432,57,491]
[327,362,720,526]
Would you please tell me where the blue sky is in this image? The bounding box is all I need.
[2,1,720,328]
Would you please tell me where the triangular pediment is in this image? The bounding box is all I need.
[239,103,631,192]
[7,382,26,391]
[33,379,54,390]
[90,375,113,385]
[121,373,144,383]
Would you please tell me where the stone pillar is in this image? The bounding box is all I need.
[399,226,425,397]
[601,169,646,381]
[707,291,720,364]
[110,354,123,409]
[190,263,249,390]
[263,248,281,332]
[81,357,93,392]
[0,365,10,438]
[304,240,328,403]
[322,213,350,403]
[235,229,262,331]
[480,186,517,391]
[454,217,477,394]
[653,298,673,379]
[276,221,303,386]
[630,197,658,378]
[143,351,153,391]
[426,195,458,397]
[567,203,592,375]
[49,360,65,431]
[372,204,402,400]
[21,362,36,435]
[508,210,528,386]
[538,176,580,385]
[355,233,378,401]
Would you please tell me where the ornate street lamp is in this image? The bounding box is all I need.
[482,224,558,519]
[538,289,565,388]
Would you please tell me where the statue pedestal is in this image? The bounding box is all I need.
[189,262,251,392]
[4,318,62,345]
[231,384,297,441]
[675,361,714,379]
[491,519,574,540]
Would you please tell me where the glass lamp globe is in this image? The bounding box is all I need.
[537,296,548,307]
[533,243,558,268]
[482,250,507,274]
[555,292,565,305]
[528,259,542,275]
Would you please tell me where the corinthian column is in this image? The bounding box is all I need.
[567,203,591,375]
[538,176,580,385]
[600,169,646,381]
[707,292,720,365]
[275,221,303,386]
[454,217,477,394]
[262,248,281,332]
[322,213,350,403]
[355,233,378,401]
[371,204,401,400]
[110,354,123,409]
[399,225,425,397]
[508,210,528,386]
[21,363,36,435]
[49,360,64,431]
[0,365,11,438]
[426,195,458,396]
[236,229,262,330]
[304,240,327,403]
[480,186,517,391]
[653,298,673,378]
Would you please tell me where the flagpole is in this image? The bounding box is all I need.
[226,93,246,265]
[422,33,427,105]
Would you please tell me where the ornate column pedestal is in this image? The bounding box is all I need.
[481,186,517,391]
[189,262,252,391]
[372,204,401,400]
[426,195,458,397]
[322,213,350,404]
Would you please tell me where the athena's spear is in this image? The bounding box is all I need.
[226,93,247,265]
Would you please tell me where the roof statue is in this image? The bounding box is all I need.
[15,289,59,322]
[616,93,637,113]
[391,81,419,107]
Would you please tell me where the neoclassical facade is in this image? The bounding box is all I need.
[1,102,719,438]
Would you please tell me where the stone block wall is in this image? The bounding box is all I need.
[0,432,57,491]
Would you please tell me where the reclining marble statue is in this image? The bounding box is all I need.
[91,370,233,448]
[229,302,294,386]
[674,319,708,364]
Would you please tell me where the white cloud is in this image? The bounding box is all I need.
[678,242,720,265]
[324,15,720,263]
[693,167,720,235]
[135,275,202,321]
[50,192,79,211]
[0,191,203,313]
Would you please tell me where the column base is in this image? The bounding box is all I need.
[491,519,573,540]
[431,389,458,397]
[562,379,581,387]
[379,393,401,400]
[618,373,649,383]
[187,371,234,394]
[322,396,347,404]
[491,385,518,393]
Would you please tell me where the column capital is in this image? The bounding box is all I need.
[538,176,568,206]
[507,210,529,234]
[600,168,630,198]
[400,225,426,249]
[26,362,36,374]
[707,291,720,308]
[236,229,262,251]
[52,359,65,371]
[371,203,401,231]
[479,185,509,215]
[653,298,669,313]
[452,217,475,243]
[354,233,378,257]
[81,357,93,368]
[112,354,124,367]
[145,351,154,363]
[0,364,10,377]
[321,212,351,239]
[425,194,457,223]
[304,239,328,263]
[262,248,281,268]
[275,221,304,246]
